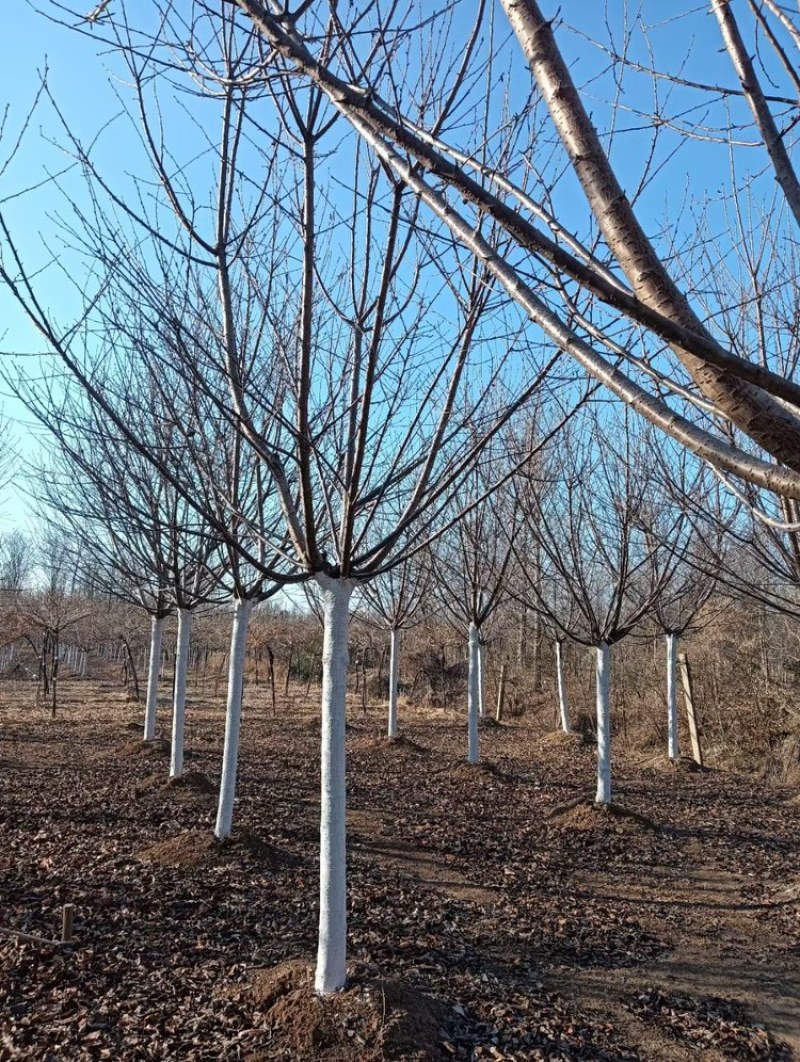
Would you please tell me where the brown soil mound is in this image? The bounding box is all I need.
[640,753,705,773]
[357,734,427,754]
[550,800,658,833]
[138,828,291,870]
[541,729,589,748]
[446,760,505,781]
[123,721,144,732]
[479,717,503,729]
[120,737,171,758]
[244,960,453,1061]
[167,769,216,794]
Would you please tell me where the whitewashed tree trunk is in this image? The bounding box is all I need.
[143,615,164,741]
[315,576,354,996]
[387,626,400,739]
[666,632,679,760]
[467,622,480,765]
[170,607,193,779]
[214,598,253,840]
[555,639,572,733]
[477,638,487,719]
[80,650,87,677]
[595,641,612,805]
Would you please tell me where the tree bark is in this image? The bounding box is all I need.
[143,615,164,741]
[477,637,487,720]
[214,598,253,840]
[467,621,480,764]
[315,576,353,996]
[170,608,193,779]
[595,641,611,805]
[666,632,679,761]
[555,639,571,733]
[500,0,800,470]
[387,626,400,739]
[495,662,507,722]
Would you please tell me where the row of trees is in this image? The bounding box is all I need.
[1,0,800,998]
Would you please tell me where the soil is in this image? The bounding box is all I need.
[1,676,799,1060]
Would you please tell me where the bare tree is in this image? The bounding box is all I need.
[206,0,800,499]
[358,553,434,739]
[433,462,518,765]
[509,414,685,804]
[0,11,568,995]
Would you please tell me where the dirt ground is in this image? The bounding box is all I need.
[1,676,798,1060]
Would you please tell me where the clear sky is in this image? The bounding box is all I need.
[0,2,784,537]
[0,4,126,532]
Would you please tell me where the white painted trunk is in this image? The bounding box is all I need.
[477,638,486,719]
[80,650,87,677]
[143,616,164,741]
[555,640,572,733]
[595,642,612,805]
[315,577,353,996]
[387,627,400,739]
[170,608,193,779]
[214,599,253,840]
[467,622,480,765]
[666,632,679,760]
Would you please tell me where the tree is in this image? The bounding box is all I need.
[218,0,800,497]
[359,553,434,739]
[509,414,685,804]
[433,462,518,764]
[0,9,566,995]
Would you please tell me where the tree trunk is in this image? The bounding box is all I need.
[467,622,480,764]
[477,637,486,719]
[387,626,400,739]
[666,632,679,761]
[143,615,164,741]
[284,646,293,696]
[268,645,277,715]
[51,631,59,718]
[170,608,193,779]
[214,598,253,840]
[555,639,571,733]
[315,576,353,996]
[495,662,507,722]
[595,641,611,805]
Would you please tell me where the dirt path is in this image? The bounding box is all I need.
[547,840,800,1059]
[2,688,799,1059]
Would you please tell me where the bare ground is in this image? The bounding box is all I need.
[0,677,798,1060]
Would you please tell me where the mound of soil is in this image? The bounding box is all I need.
[541,729,590,748]
[167,769,216,794]
[640,753,706,773]
[478,717,503,729]
[445,760,505,781]
[120,736,171,758]
[357,734,427,755]
[244,960,453,1061]
[549,800,659,833]
[138,828,292,870]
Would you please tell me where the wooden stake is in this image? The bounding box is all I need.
[678,653,703,767]
[495,663,507,722]
[61,904,74,944]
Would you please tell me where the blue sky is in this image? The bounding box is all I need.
[0,2,788,536]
